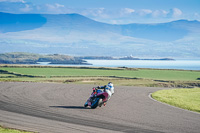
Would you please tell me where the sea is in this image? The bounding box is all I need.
[37,59,200,71]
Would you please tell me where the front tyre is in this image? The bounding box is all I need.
[84,101,88,107]
[91,98,99,109]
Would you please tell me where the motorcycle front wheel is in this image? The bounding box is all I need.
[84,101,88,107]
[91,98,100,109]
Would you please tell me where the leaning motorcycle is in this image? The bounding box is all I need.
[84,88,108,109]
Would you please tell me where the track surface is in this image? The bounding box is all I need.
[0,82,200,133]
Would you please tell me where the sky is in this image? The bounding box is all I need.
[0,0,200,24]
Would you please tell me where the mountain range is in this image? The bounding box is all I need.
[0,12,200,58]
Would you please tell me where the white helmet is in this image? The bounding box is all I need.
[107,82,114,94]
[107,82,113,88]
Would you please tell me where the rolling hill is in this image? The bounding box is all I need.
[0,12,200,58]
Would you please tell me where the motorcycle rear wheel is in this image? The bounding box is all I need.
[98,98,103,107]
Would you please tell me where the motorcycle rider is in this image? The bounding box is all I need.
[96,82,114,105]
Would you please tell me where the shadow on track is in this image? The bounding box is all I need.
[49,106,90,109]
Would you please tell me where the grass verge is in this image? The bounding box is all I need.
[152,88,200,113]
[0,126,33,133]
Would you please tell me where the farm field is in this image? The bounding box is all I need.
[0,65,200,87]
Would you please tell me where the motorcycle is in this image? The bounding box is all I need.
[84,88,108,109]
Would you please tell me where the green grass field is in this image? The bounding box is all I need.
[0,66,200,87]
[152,88,200,113]
[0,66,200,80]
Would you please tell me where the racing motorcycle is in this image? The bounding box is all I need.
[84,88,108,109]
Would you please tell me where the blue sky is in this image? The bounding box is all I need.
[0,0,200,24]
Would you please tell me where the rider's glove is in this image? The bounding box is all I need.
[93,88,96,92]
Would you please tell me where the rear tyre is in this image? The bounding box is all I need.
[91,98,99,109]
[98,98,103,107]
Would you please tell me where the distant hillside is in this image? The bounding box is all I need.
[0,12,47,33]
[0,12,200,58]
[0,52,89,65]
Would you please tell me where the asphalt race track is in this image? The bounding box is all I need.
[0,82,200,133]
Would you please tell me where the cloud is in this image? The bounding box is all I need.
[0,1,193,24]
[55,3,64,8]
[172,8,182,17]
[0,0,25,3]
[45,3,65,13]
[194,12,200,18]
[137,9,152,16]
[121,8,135,14]
[193,13,200,21]
[80,8,177,24]
[152,10,168,17]
[0,0,29,13]
[20,4,32,12]
[81,8,109,19]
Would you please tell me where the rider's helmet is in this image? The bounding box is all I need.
[107,82,114,94]
[107,82,113,88]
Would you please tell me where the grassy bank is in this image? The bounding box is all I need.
[0,65,200,87]
[0,126,32,133]
[152,88,200,113]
